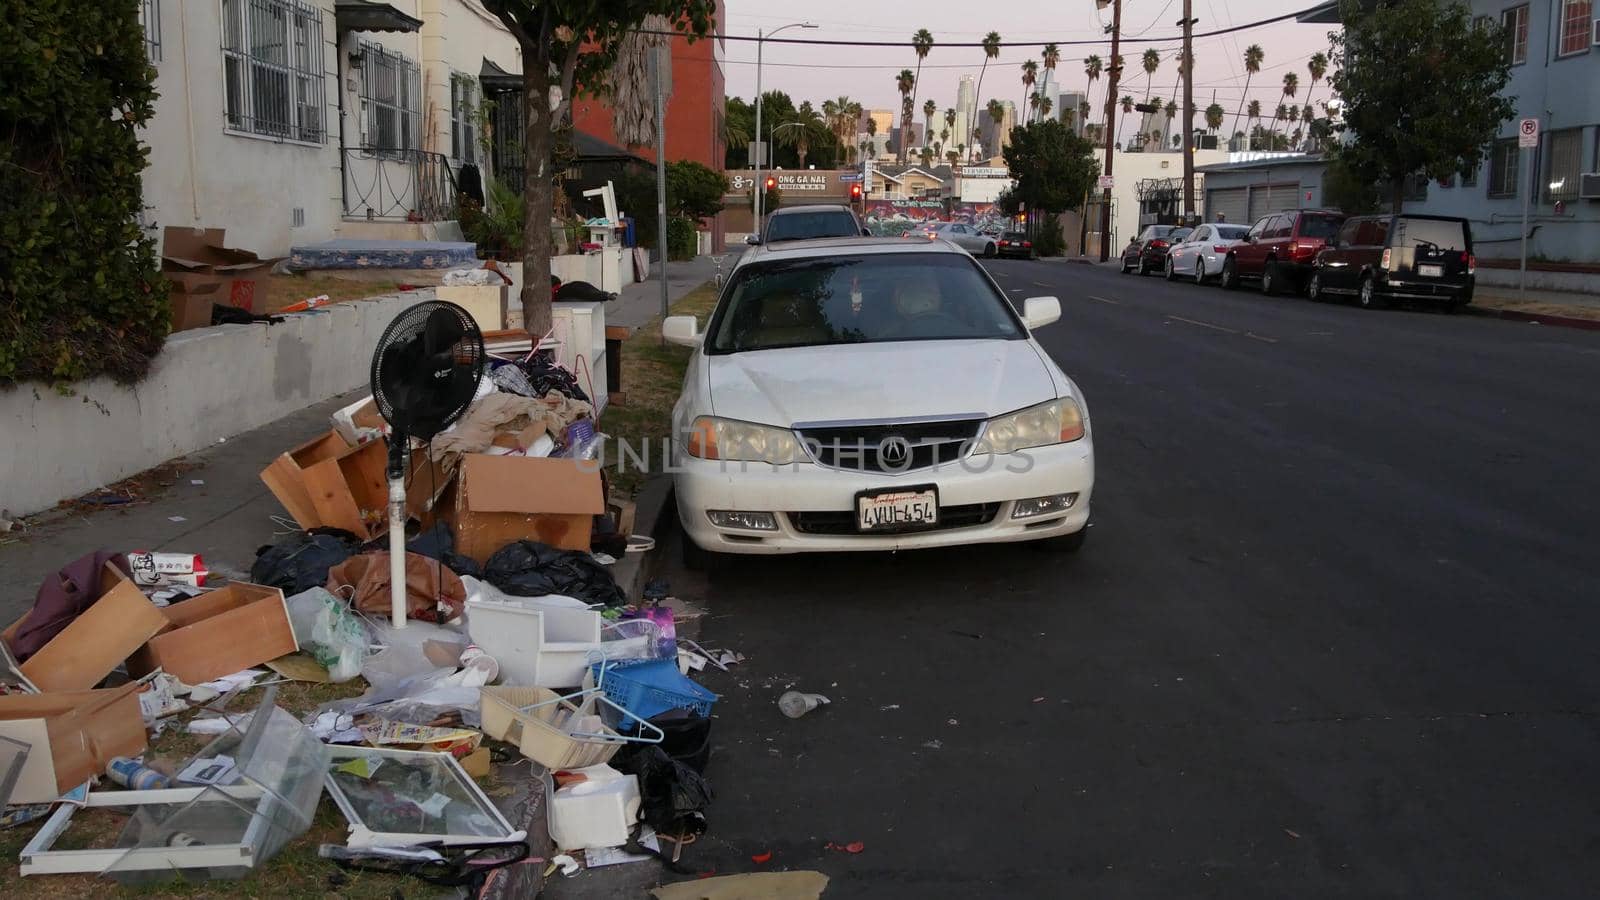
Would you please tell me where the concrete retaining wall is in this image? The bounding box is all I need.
[1,292,427,517]
[1477,266,1600,296]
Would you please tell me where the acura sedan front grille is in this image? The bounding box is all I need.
[788,503,1000,535]
[795,417,984,473]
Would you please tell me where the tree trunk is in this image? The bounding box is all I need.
[1390,177,1406,214]
[519,47,554,338]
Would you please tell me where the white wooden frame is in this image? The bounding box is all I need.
[323,747,525,849]
[19,785,275,876]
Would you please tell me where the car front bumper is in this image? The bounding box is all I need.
[675,441,1094,554]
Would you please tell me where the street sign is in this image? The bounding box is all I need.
[1097,175,1115,190]
[838,173,862,182]
[748,141,769,166]
[1518,118,1539,148]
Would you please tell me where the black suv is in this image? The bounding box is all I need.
[1307,214,1475,310]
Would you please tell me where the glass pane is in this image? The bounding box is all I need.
[766,211,860,241]
[1393,217,1468,251]
[1297,215,1342,240]
[326,750,510,840]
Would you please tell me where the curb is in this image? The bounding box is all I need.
[1463,305,1600,332]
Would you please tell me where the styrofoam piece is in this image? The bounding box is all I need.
[547,764,640,851]
[464,598,603,688]
[460,576,588,610]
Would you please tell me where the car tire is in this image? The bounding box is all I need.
[1120,257,1132,274]
[1307,271,1323,302]
[1194,258,1206,285]
[1164,256,1176,281]
[1220,256,1238,290]
[1261,260,1280,296]
[1138,256,1149,276]
[1357,274,1386,310]
[1031,525,1088,554]
[983,242,996,258]
[680,534,729,573]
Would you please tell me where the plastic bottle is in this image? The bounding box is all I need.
[107,757,171,791]
[778,691,831,719]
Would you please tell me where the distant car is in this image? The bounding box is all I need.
[1220,209,1346,295]
[1308,214,1475,310]
[751,204,869,246]
[996,230,1035,259]
[905,222,999,257]
[1165,223,1251,283]
[1120,225,1192,275]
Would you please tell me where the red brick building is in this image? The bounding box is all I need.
[570,5,727,250]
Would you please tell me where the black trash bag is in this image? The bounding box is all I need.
[554,280,617,303]
[483,540,624,607]
[250,528,362,595]
[624,709,712,775]
[405,522,484,580]
[211,304,284,326]
[611,744,712,838]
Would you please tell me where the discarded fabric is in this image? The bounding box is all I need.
[484,540,626,607]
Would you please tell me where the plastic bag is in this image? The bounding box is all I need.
[610,744,712,838]
[483,540,626,607]
[284,588,369,683]
[251,530,362,595]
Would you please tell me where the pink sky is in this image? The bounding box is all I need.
[721,1,1338,126]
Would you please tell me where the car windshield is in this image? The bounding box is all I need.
[1169,228,1193,241]
[1297,215,1343,240]
[1393,217,1469,251]
[1002,231,1026,240]
[1216,225,1249,239]
[765,210,859,242]
[1145,226,1175,239]
[709,253,1024,353]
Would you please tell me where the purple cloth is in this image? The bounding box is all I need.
[8,550,131,661]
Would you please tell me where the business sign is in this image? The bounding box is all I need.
[959,166,1010,178]
[1518,118,1540,149]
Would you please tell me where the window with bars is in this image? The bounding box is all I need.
[1500,5,1529,65]
[451,73,477,163]
[140,0,162,62]
[221,0,325,143]
[360,42,421,152]
[1461,159,1479,187]
[1557,0,1592,57]
[1542,128,1583,203]
[1488,138,1519,197]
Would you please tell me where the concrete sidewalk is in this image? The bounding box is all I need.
[606,251,739,331]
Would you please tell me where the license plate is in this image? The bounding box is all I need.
[1417,264,1443,277]
[856,488,938,532]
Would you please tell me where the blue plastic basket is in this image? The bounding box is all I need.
[590,658,717,727]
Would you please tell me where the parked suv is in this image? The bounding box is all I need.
[1220,209,1345,294]
[1307,214,1475,310]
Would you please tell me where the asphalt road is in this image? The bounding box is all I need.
[651,262,1600,898]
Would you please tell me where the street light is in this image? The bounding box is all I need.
[754,21,817,234]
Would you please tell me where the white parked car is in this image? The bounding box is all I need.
[905,222,999,257]
[1165,223,1252,284]
[661,237,1094,569]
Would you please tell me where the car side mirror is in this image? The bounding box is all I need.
[861,227,872,236]
[745,234,762,246]
[662,315,700,348]
[1021,296,1061,330]
[1245,235,1257,244]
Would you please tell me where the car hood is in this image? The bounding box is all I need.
[706,339,1058,427]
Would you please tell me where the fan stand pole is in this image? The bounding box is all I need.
[386,437,409,630]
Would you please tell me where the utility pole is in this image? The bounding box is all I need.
[652,46,670,340]
[1098,0,1122,261]
[1180,0,1197,224]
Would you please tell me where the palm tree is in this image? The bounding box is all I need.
[1029,91,1041,121]
[894,68,916,163]
[724,113,750,165]
[1117,94,1133,145]
[777,101,825,168]
[987,98,1005,138]
[1204,103,1224,134]
[944,107,956,144]
[1302,52,1328,122]
[956,143,966,163]
[933,140,942,159]
[908,29,934,162]
[939,128,949,146]
[1164,96,1178,135]
[859,138,871,161]
[1083,54,1103,127]
[1020,59,1038,121]
[1246,99,1261,147]
[946,149,960,166]
[1141,48,1160,101]
[919,147,935,168]
[865,115,878,159]
[1229,44,1263,140]
[1079,100,1091,128]
[974,31,1002,131]
[1274,72,1299,139]
[922,99,937,153]
[1040,95,1053,119]
[1041,42,1060,120]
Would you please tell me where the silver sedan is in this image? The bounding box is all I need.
[1166,223,1251,284]
[906,222,999,257]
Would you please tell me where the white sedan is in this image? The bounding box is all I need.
[1165,223,1252,284]
[661,237,1094,569]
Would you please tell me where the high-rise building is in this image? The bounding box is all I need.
[954,76,976,158]
[1058,91,1087,134]
[999,100,1017,150]
[1036,68,1061,122]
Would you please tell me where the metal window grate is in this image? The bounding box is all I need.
[1542,129,1583,203]
[450,73,477,164]
[1488,139,1519,198]
[221,0,325,143]
[140,0,162,62]
[360,42,421,152]
[1557,0,1592,57]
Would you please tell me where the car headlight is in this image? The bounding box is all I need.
[685,416,803,465]
[972,398,1085,454]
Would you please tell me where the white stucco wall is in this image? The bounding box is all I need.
[0,294,428,517]
[1093,148,1230,248]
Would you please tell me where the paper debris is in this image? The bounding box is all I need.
[334,756,385,779]
[190,479,205,486]
[586,828,659,868]
[196,668,266,694]
[187,712,252,735]
[178,754,240,786]
[168,516,188,523]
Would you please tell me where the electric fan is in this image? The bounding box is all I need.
[369,301,486,627]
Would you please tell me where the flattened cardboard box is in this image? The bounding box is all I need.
[126,583,299,685]
[261,430,456,537]
[0,683,146,804]
[453,454,605,562]
[160,226,276,323]
[0,562,168,693]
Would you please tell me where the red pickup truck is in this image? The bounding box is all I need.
[1219,209,1346,296]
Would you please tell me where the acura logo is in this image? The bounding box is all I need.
[878,436,912,467]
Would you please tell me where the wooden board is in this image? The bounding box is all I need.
[125,584,298,685]
[13,580,167,693]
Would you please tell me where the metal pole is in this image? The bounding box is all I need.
[754,29,764,233]
[1519,145,1530,298]
[1181,0,1195,223]
[654,48,670,334]
[1099,0,1123,261]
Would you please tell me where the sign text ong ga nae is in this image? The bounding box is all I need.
[728,172,836,192]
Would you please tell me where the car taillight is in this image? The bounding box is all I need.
[1150,240,1167,249]
[1381,248,1392,269]
[1213,244,1230,252]
[1465,253,1476,275]
[1022,241,1032,248]
[999,240,1009,246]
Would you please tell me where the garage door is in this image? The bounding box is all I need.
[1205,187,1248,225]
[1247,182,1301,222]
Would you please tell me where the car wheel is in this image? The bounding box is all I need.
[1220,256,1238,290]
[1137,256,1149,276]
[1120,257,1132,274]
[1358,274,1386,309]
[1031,525,1088,554]
[1261,261,1279,296]
[1194,258,1206,285]
[1307,271,1323,302]
[680,534,729,573]
[1164,256,1176,281]
[983,242,996,258]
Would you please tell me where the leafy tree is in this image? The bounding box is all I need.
[774,101,829,168]
[485,1,715,334]
[1322,151,1383,214]
[999,118,1100,237]
[2,0,167,384]
[1331,0,1513,211]
[665,160,728,223]
[724,96,754,168]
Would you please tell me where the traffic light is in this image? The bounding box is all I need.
[850,183,862,202]
[765,176,776,191]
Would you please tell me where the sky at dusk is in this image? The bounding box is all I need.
[720,1,1339,126]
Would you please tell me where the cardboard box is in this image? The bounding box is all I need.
[0,563,168,693]
[330,396,389,446]
[452,455,606,562]
[261,430,457,537]
[435,283,509,332]
[490,421,549,453]
[0,684,147,804]
[125,583,298,685]
[160,227,276,331]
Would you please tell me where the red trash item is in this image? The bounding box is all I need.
[750,851,772,864]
